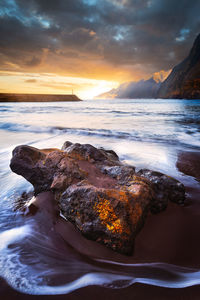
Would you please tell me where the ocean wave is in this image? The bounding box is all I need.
[0,105,109,115]
[0,121,200,148]
[1,224,200,295]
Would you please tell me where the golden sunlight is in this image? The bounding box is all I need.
[0,71,118,99]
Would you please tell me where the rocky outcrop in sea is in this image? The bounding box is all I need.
[10,141,185,255]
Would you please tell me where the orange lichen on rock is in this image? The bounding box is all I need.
[94,186,148,236]
[94,197,124,234]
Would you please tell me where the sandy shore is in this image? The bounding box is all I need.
[1,275,200,300]
[1,151,200,299]
[177,151,200,181]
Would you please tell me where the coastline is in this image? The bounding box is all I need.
[0,99,199,299]
[1,150,200,299]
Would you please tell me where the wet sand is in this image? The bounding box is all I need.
[1,277,200,300]
[176,151,200,181]
[1,151,200,299]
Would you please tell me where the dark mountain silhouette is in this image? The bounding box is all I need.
[96,33,200,100]
[158,33,200,99]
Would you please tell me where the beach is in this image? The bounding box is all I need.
[0,99,200,299]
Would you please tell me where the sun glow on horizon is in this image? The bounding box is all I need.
[0,71,118,99]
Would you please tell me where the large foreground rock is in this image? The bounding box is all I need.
[10,142,185,255]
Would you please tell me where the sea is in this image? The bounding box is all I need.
[0,98,200,296]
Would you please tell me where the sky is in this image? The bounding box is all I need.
[0,0,199,98]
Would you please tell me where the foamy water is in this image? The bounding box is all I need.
[0,99,200,295]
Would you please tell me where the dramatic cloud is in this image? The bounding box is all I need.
[0,0,199,96]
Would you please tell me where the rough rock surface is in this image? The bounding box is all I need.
[10,141,185,255]
[137,169,185,213]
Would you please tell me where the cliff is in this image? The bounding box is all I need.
[96,34,200,100]
[158,34,200,99]
[0,93,82,102]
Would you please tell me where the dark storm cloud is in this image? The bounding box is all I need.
[0,0,200,75]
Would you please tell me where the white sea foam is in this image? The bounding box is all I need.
[1,225,200,295]
[0,225,31,251]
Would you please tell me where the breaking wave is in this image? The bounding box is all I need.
[0,121,200,148]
